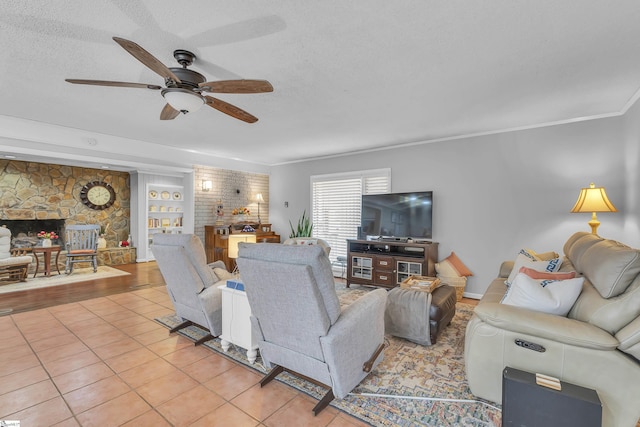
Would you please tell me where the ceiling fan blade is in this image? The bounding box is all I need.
[160,104,180,120]
[199,80,274,94]
[65,79,162,90]
[204,96,258,123]
[112,37,181,83]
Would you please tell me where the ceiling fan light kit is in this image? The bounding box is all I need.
[65,37,273,123]
[161,88,204,114]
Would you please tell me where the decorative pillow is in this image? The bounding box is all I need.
[502,273,584,316]
[519,266,576,281]
[506,250,562,286]
[213,267,234,281]
[435,252,473,277]
[534,250,560,261]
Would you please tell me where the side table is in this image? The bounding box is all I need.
[32,246,62,277]
[219,281,259,364]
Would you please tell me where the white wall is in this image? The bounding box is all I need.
[270,113,638,297]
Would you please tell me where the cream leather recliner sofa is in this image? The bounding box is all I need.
[465,232,640,427]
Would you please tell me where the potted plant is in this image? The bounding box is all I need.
[289,210,313,238]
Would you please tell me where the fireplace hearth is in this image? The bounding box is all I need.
[1,219,66,248]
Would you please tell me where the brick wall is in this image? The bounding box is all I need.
[193,165,269,242]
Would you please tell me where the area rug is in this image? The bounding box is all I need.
[155,283,501,426]
[0,266,131,294]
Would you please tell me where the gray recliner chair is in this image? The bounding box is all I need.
[237,243,387,414]
[152,234,227,344]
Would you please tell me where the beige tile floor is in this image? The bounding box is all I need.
[0,286,368,426]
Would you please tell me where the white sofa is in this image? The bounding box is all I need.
[465,232,640,427]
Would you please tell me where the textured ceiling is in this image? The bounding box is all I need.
[2,1,640,167]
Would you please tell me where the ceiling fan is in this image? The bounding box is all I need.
[66,37,273,123]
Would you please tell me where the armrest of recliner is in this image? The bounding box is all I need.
[319,288,387,398]
[499,261,514,278]
[207,260,227,271]
[474,302,619,350]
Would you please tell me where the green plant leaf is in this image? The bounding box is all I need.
[289,210,313,238]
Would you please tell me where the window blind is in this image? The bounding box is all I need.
[311,169,390,262]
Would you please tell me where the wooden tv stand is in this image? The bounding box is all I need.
[346,239,438,289]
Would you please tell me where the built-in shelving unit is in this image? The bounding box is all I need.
[146,184,184,260]
[130,171,194,262]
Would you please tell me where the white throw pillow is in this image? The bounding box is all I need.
[506,250,562,286]
[502,272,584,316]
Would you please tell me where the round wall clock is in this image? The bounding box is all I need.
[80,181,116,210]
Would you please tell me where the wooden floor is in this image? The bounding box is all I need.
[0,262,166,316]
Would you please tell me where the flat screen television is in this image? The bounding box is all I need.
[360,191,433,240]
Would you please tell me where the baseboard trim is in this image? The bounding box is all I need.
[463,292,483,300]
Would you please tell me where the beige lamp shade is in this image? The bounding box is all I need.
[570,183,617,234]
[228,233,257,259]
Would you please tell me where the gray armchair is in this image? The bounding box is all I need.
[152,234,227,344]
[237,243,387,414]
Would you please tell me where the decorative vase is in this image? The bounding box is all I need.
[97,236,107,249]
[42,238,52,248]
[234,214,245,223]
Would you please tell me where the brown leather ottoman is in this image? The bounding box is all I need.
[384,284,457,345]
[429,284,457,344]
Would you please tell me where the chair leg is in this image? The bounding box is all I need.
[363,343,385,373]
[259,365,335,415]
[169,320,192,333]
[93,256,97,272]
[260,365,284,388]
[312,389,335,415]
[193,333,213,346]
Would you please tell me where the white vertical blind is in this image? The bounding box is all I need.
[311,169,391,262]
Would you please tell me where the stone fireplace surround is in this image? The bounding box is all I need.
[0,160,134,268]
[2,219,136,272]
[4,219,66,248]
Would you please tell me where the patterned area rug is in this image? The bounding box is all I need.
[155,283,501,426]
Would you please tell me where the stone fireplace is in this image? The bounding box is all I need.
[3,219,67,248]
[1,160,135,268]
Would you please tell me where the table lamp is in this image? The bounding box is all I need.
[228,233,257,274]
[255,193,265,224]
[570,183,617,235]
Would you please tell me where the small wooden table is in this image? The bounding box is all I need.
[32,246,62,277]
